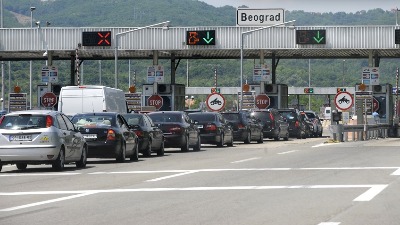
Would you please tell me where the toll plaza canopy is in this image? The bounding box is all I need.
[0,24,400,61]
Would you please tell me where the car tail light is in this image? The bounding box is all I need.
[45,115,53,128]
[295,121,300,127]
[205,124,217,131]
[269,113,275,128]
[237,123,245,129]
[134,130,143,137]
[0,116,4,125]
[169,126,183,134]
[107,129,116,140]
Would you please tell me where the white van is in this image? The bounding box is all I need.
[323,107,331,120]
[58,85,128,117]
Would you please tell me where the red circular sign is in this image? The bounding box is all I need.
[148,95,163,110]
[41,92,57,108]
[255,94,270,109]
[373,97,379,112]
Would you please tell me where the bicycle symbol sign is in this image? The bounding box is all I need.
[334,91,353,110]
[206,93,226,111]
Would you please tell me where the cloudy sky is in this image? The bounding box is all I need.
[200,0,399,12]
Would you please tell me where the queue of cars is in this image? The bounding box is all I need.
[0,108,324,172]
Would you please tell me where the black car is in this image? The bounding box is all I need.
[251,109,289,141]
[71,112,139,162]
[188,112,234,147]
[303,110,323,137]
[220,111,263,144]
[148,111,201,151]
[122,113,165,157]
[300,111,314,138]
[277,108,308,139]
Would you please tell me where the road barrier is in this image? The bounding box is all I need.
[330,124,392,142]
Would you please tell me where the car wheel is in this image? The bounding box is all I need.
[116,143,126,163]
[157,141,165,156]
[76,144,87,168]
[274,129,281,141]
[217,133,224,147]
[16,163,27,170]
[52,147,65,171]
[283,131,289,141]
[244,131,251,144]
[227,134,234,147]
[143,139,152,157]
[130,143,139,161]
[193,135,201,151]
[181,135,190,152]
[0,164,2,172]
[257,131,264,143]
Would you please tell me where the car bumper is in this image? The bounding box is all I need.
[0,145,60,163]
[232,130,247,141]
[163,134,186,148]
[199,133,221,145]
[86,140,120,158]
[263,129,279,138]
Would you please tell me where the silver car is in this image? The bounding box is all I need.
[0,110,88,172]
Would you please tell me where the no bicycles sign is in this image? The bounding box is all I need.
[334,91,353,111]
[206,93,226,111]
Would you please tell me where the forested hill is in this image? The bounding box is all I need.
[3,0,397,27]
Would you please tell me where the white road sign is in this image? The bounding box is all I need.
[206,93,225,111]
[236,8,284,26]
[334,91,353,111]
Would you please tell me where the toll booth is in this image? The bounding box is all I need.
[355,83,393,124]
[142,83,186,111]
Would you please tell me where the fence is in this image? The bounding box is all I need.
[330,124,393,142]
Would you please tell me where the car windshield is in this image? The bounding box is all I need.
[305,112,316,119]
[149,114,182,123]
[123,114,143,126]
[0,114,47,129]
[71,115,114,127]
[221,113,240,121]
[188,113,216,122]
[251,112,272,122]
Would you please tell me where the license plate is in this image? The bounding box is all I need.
[83,134,97,139]
[10,135,32,141]
[197,125,203,128]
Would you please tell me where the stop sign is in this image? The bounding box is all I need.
[41,92,57,108]
[148,95,163,110]
[255,94,270,109]
[373,97,379,112]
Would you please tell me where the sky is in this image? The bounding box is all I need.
[200,0,400,13]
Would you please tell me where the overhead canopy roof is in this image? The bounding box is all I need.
[0,25,399,61]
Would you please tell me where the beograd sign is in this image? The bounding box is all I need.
[236,8,284,26]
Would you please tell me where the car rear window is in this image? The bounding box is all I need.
[0,114,47,129]
[305,112,316,119]
[122,114,143,126]
[71,115,114,127]
[148,114,182,123]
[251,112,272,122]
[188,113,216,122]
[221,113,240,122]
[279,111,298,120]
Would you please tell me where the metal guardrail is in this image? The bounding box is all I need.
[330,124,393,142]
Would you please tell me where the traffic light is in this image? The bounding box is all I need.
[304,88,314,93]
[337,88,346,93]
[264,84,277,93]
[211,88,220,93]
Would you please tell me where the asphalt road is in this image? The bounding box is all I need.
[1,130,400,225]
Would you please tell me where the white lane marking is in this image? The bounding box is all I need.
[0,184,385,211]
[146,171,198,182]
[278,150,298,155]
[318,222,341,225]
[391,168,400,175]
[312,143,338,148]
[89,170,190,175]
[353,185,388,201]
[0,173,80,177]
[231,157,260,164]
[0,192,96,212]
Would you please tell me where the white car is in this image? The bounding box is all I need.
[0,110,88,172]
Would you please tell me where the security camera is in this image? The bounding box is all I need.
[191,96,194,100]
[30,7,36,11]
[0,98,3,102]
[43,51,48,57]
[35,21,40,25]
